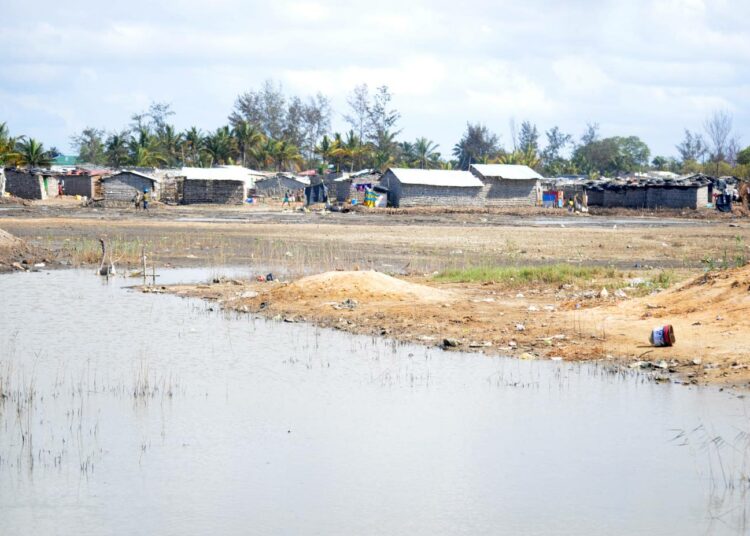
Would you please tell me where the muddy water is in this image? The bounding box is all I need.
[1,270,748,535]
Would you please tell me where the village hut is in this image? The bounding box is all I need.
[101,170,159,206]
[254,174,309,199]
[584,174,712,209]
[60,169,110,198]
[180,166,265,204]
[469,164,544,207]
[379,168,483,208]
[333,170,381,204]
[4,168,60,200]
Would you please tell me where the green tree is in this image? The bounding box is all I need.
[204,126,235,166]
[16,138,53,167]
[413,137,440,169]
[182,127,205,167]
[232,121,264,167]
[0,122,21,166]
[452,123,500,169]
[737,146,750,166]
[105,131,130,168]
[541,126,572,176]
[70,127,106,164]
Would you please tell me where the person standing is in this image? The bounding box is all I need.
[282,189,291,207]
[142,188,150,210]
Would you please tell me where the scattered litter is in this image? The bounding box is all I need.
[520,352,536,360]
[614,289,627,298]
[515,323,525,332]
[442,338,461,348]
[649,325,675,347]
[599,288,609,298]
[527,305,539,312]
[239,290,259,299]
[692,358,702,365]
[515,293,525,299]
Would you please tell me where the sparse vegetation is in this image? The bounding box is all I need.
[434,264,620,286]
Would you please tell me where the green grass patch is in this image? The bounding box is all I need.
[434,264,620,286]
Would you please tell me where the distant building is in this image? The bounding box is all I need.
[101,170,158,205]
[53,155,79,167]
[180,166,267,204]
[469,164,543,207]
[4,168,61,200]
[254,174,310,198]
[379,168,483,207]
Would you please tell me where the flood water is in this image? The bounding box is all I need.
[1,269,748,535]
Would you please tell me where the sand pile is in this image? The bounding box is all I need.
[632,264,750,319]
[275,270,455,304]
[0,228,23,250]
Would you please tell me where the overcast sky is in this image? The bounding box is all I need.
[1,0,748,159]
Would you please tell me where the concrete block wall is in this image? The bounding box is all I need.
[397,184,483,207]
[61,175,95,197]
[5,169,45,199]
[182,179,246,204]
[480,179,537,207]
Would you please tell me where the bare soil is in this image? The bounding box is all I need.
[157,267,750,388]
[3,203,750,387]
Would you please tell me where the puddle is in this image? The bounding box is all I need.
[0,269,748,534]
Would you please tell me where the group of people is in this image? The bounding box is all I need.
[132,188,151,210]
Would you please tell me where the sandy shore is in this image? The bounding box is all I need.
[154,268,750,388]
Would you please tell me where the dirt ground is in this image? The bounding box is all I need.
[156,267,750,388]
[2,201,750,387]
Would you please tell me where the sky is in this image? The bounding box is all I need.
[1,0,749,159]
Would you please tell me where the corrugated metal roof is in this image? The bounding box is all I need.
[386,168,483,187]
[103,170,158,182]
[470,164,543,180]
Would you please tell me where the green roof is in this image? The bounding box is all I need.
[53,154,79,165]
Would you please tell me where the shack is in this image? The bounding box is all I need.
[584,175,712,210]
[181,167,264,204]
[254,174,309,198]
[379,168,483,208]
[61,169,110,198]
[333,169,381,204]
[101,171,159,206]
[4,168,60,200]
[470,164,543,207]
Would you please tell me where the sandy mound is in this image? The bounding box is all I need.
[0,228,22,249]
[633,264,750,318]
[277,270,455,304]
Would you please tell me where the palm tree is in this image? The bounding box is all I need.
[0,122,22,166]
[251,137,277,170]
[132,146,167,167]
[494,147,540,169]
[271,139,303,171]
[315,135,333,168]
[16,138,53,167]
[204,126,235,165]
[105,131,130,168]
[413,137,440,169]
[182,127,205,167]
[158,124,184,167]
[232,121,264,167]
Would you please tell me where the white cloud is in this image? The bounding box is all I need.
[0,0,748,156]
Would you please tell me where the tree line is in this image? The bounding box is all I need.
[1,79,748,179]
